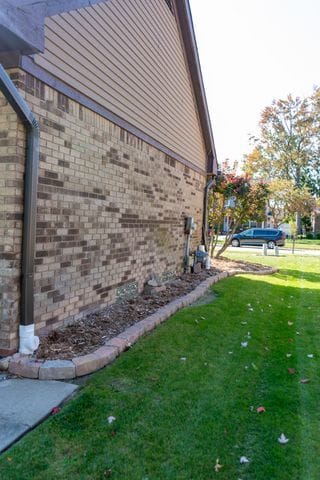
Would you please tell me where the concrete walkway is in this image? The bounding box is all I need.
[0,378,78,453]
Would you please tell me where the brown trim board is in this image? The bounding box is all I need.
[174,0,218,175]
[19,56,206,176]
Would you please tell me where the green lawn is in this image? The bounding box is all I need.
[285,239,320,250]
[1,253,320,479]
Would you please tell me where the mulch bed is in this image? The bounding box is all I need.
[36,257,272,360]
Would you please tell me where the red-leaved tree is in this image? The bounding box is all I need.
[208,173,269,257]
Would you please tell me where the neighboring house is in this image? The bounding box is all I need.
[0,0,217,354]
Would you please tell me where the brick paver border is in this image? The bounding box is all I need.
[1,268,278,380]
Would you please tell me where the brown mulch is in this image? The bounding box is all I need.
[36,257,272,360]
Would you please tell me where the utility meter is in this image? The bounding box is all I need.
[185,216,197,234]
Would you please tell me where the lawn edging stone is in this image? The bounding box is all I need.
[3,266,277,380]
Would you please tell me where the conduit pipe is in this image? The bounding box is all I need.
[202,176,215,251]
[0,64,39,354]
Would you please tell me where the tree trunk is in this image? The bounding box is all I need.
[296,212,302,235]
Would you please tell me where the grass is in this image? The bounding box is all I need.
[1,253,320,479]
[285,239,320,250]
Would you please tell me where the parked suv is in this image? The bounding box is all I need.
[231,228,285,249]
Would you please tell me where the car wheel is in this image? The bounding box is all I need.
[267,240,275,249]
[231,239,240,247]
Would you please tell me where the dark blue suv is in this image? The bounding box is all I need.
[231,228,285,249]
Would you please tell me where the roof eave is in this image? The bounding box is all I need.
[174,0,218,175]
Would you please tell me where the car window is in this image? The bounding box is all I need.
[242,229,253,236]
[255,229,265,235]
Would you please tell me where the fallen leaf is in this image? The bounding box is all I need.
[288,338,294,343]
[108,416,116,424]
[257,406,266,413]
[51,407,60,415]
[278,433,289,444]
[111,430,116,437]
[288,368,295,375]
[240,456,250,464]
[214,458,223,472]
[301,378,310,384]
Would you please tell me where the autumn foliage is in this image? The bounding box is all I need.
[208,173,269,257]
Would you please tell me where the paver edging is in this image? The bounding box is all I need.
[3,266,277,380]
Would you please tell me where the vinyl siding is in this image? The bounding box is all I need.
[34,0,207,170]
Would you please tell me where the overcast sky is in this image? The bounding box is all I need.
[189,0,320,167]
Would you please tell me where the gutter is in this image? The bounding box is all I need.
[202,176,215,250]
[0,64,39,354]
[175,0,218,175]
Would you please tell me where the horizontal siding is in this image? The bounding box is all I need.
[34,0,207,170]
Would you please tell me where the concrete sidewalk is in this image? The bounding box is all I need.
[0,378,78,453]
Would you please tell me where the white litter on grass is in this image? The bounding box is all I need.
[307,354,314,358]
[296,331,300,335]
[241,342,248,348]
[229,351,233,355]
[286,353,292,358]
[268,304,272,308]
[108,416,116,424]
[245,366,249,370]
[278,433,289,444]
[180,357,187,361]
[240,456,250,464]
[241,321,248,325]
[248,308,254,312]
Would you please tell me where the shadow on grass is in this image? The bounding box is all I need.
[273,269,320,283]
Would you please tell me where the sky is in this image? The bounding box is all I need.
[189,0,320,168]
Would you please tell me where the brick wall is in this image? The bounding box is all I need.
[0,69,206,353]
[0,88,26,354]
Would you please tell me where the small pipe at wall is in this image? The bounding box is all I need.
[0,64,40,354]
[202,175,215,250]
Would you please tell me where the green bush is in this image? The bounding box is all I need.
[306,233,314,239]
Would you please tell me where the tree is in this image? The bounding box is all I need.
[267,179,316,228]
[246,94,319,189]
[245,93,320,231]
[208,173,269,258]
